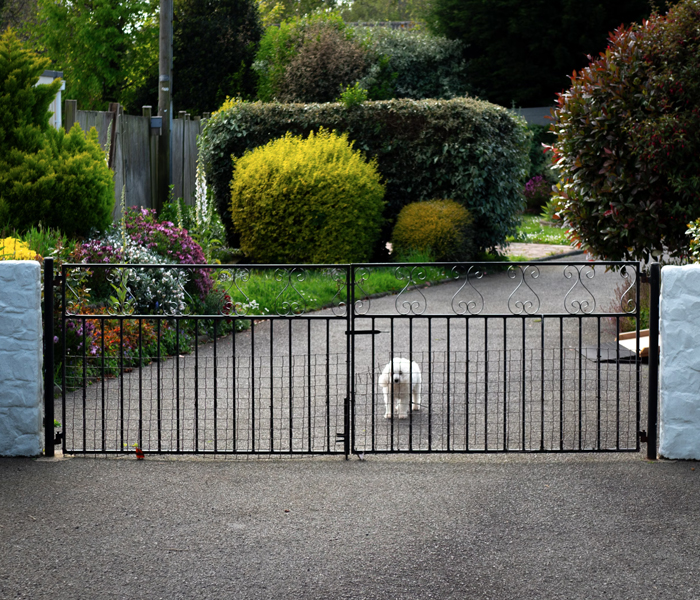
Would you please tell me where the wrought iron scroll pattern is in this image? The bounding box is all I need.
[352,267,372,316]
[451,266,484,315]
[330,268,348,317]
[219,268,253,316]
[394,265,431,315]
[507,265,541,315]
[274,267,307,316]
[563,264,596,315]
[619,265,637,314]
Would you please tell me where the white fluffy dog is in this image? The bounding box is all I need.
[378,357,422,419]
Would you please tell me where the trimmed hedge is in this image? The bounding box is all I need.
[200,97,531,255]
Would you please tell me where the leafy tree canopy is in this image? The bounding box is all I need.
[426,0,663,107]
[339,0,429,23]
[172,0,263,114]
[28,0,159,111]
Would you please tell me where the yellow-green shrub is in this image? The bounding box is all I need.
[391,200,474,262]
[229,128,385,263]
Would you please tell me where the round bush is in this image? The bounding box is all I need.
[229,128,385,263]
[551,0,700,261]
[391,200,474,262]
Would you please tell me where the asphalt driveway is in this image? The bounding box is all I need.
[1,452,699,599]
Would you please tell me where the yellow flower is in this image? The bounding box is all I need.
[0,237,37,261]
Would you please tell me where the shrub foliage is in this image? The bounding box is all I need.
[229,129,385,264]
[356,26,470,100]
[391,200,474,262]
[551,0,700,261]
[0,30,114,237]
[200,97,530,255]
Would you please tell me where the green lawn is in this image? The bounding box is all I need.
[508,214,569,245]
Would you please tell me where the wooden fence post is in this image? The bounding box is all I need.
[64,99,77,132]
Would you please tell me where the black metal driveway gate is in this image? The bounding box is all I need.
[47,260,656,458]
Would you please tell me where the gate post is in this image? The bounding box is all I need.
[345,264,353,459]
[647,262,660,460]
[44,257,55,457]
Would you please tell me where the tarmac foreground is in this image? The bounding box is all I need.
[1,452,699,600]
[3,244,697,599]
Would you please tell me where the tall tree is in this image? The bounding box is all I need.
[1,0,37,37]
[426,0,661,107]
[30,0,159,110]
[172,0,263,114]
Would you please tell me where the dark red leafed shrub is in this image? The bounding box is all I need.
[550,0,700,261]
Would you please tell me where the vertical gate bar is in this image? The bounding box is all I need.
[637,262,643,453]
[82,317,86,451]
[232,317,237,453]
[269,320,274,453]
[138,319,143,450]
[251,322,256,452]
[647,262,660,459]
[289,319,293,453]
[101,319,106,452]
[176,320,180,452]
[325,319,330,452]
[615,315,620,450]
[43,257,55,457]
[465,316,469,451]
[521,317,526,451]
[157,319,161,452]
[446,317,451,451]
[503,317,507,451]
[307,319,311,453]
[540,316,545,451]
[290,320,296,452]
[371,316,377,453]
[428,317,432,451]
[559,318,564,451]
[214,319,218,453]
[577,316,583,450]
[484,317,488,451]
[346,264,353,458]
[120,319,124,452]
[597,316,602,450]
[409,317,414,452]
[195,319,199,452]
[390,316,395,450]
[61,266,67,454]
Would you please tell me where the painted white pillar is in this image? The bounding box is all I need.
[659,264,700,459]
[0,261,44,456]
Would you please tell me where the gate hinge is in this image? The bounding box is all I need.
[53,274,65,286]
[335,432,346,444]
[54,431,63,446]
[639,430,648,443]
[345,329,381,336]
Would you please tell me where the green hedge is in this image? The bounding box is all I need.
[199,97,531,254]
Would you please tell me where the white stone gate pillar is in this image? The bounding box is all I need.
[659,264,700,460]
[0,261,44,456]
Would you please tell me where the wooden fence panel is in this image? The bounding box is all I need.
[171,118,202,206]
[69,103,203,220]
[115,114,152,220]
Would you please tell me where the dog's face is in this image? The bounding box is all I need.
[380,358,421,387]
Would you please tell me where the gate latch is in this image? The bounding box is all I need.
[335,432,346,445]
[639,430,648,443]
[54,431,63,446]
[53,274,65,286]
[345,329,381,336]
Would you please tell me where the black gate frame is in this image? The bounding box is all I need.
[43,258,660,459]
